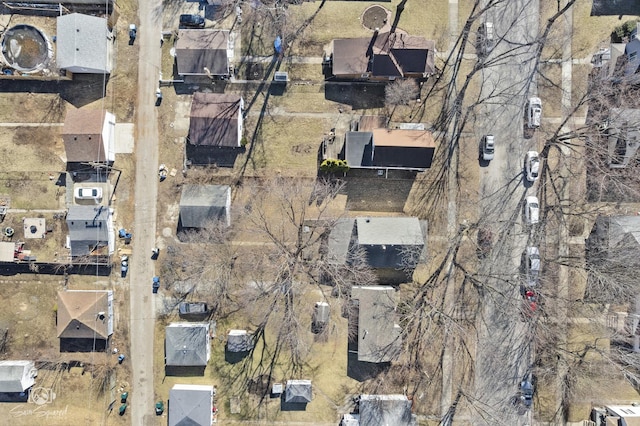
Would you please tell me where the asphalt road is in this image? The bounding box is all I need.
[129,1,162,424]
[473,0,541,424]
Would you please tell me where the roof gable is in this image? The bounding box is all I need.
[179,184,230,228]
[176,29,230,76]
[62,109,109,162]
[169,385,213,426]
[57,290,113,339]
[351,286,401,363]
[188,93,243,148]
[0,361,36,393]
[285,380,312,403]
[165,323,210,366]
[56,13,111,74]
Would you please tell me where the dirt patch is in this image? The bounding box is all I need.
[362,5,390,32]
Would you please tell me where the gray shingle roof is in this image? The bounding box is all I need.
[169,384,213,426]
[0,361,36,393]
[285,380,312,403]
[354,217,424,269]
[179,184,231,228]
[56,13,112,74]
[66,205,110,257]
[351,286,401,363]
[165,323,210,367]
[359,394,416,426]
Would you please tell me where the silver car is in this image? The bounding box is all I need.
[524,196,539,225]
[525,151,540,182]
[527,97,542,128]
[481,135,495,161]
[524,246,540,286]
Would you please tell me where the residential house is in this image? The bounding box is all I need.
[165,323,210,373]
[284,380,312,404]
[343,128,436,171]
[57,290,114,351]
[332,31,436,80]
[0,361,37,393]
[605,108,640,168]
[586,215,640,254]
[66,205,114,259]
[187,93,244,166]
[169,384,215,426]
[357,394,416,426]
[350,286,402,363]
[62,108,116,164]
[591,405,640,426]
[56,13,113,74]
[328,216,425,283]
[176,29,231,80]
[178,184,231,230]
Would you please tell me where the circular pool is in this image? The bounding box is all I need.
[1,24,51,72]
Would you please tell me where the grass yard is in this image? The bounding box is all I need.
[240,115,328,177]
[538,63,563,119]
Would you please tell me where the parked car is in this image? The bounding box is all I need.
[525,151,540,182]
[524,196,540,225]
[520,377,534,408]
[75,187,102,201]
[524,246,540,286]
[522,288,539,317]
[527,97,542,128]
[478,22,495,54]
[178,302,209,318]
[481,135,495,161]
[179,14,205,28]
[477,227,493,258]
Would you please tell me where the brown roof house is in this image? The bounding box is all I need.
[63,108,116,164]
[176,29,230,82]
[343,128,435,171]
[332,31,436,80]
[186,93,244,166]
[57,290,114,351]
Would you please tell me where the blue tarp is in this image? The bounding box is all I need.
[274,36,282,54]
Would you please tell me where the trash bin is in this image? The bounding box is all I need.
[121,392,128,403]
[119,404,127,415]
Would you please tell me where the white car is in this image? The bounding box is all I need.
[75,187,102,201]
[524,196,539,225]
[527,97,542,128]
[525,151,540,182]
[481,135,495,161]
[524,246,540,286]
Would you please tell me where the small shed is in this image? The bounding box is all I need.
[226,329,253,352]
[284,380,312,404]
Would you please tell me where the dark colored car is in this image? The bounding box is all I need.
[477,228,493,258]
[520,378,534,408]
[178,302,209,317]
[179,14,205,28]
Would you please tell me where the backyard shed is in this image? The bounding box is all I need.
[226,329,253,352]
[284,380,312,404]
